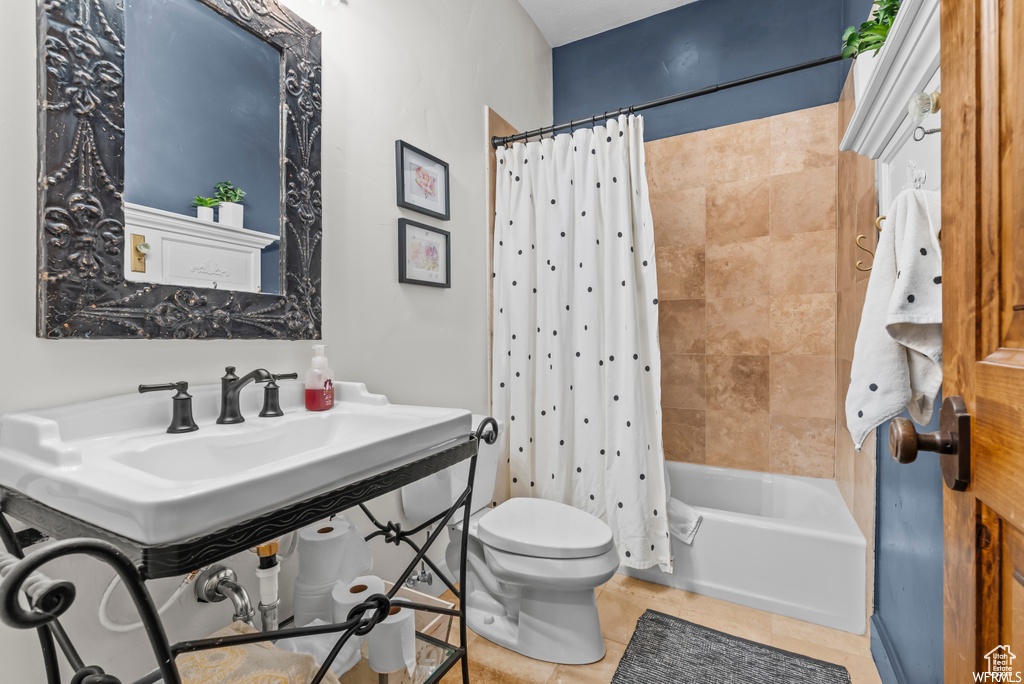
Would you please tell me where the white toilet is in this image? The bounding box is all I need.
[401,416,619,665]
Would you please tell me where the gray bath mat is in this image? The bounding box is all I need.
[611,610,852,684]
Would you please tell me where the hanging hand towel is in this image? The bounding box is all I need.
[668,498,702,545]
[665,475,702,545]
[846,189,942,449]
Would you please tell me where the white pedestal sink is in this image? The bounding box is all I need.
[0,381,471,545]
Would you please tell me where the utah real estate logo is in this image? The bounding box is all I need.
[975,645,1020,682]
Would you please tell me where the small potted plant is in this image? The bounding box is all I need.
[214,181,246,228]
[191,196,219,222]
[842,0,900,102]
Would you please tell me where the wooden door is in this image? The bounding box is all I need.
[943,0,1024,679]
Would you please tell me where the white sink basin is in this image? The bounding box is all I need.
[0,381,471,544]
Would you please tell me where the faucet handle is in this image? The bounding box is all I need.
[139,381,189,395]
[138,382,199,434]
[260,373,297,418]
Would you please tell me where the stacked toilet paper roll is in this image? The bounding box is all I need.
[367,605,416,676]
[329,575,387,657]
[293,516,373,627]
[330,575,386,627]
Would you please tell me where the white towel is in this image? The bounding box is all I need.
[275,618,362,677]
[665,476,702,545]
[668,498,702,545]
[846,189,942,449]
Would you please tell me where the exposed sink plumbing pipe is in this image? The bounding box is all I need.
[194,565,255,626]
[255,541,281,632]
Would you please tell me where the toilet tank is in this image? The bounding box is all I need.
[400,415,503,527]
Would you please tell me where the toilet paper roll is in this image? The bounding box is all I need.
[331,575,386,626]
[296,516,373,587]
[367,605,416,676]
[292,577,337,627]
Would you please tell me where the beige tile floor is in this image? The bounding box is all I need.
[440,573,883,684]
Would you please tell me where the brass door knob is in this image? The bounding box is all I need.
[887,396,971,491]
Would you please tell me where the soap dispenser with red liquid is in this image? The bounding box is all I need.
[305,344,334,411]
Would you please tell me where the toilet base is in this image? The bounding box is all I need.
[467,586,606,665]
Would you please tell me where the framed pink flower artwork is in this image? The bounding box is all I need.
[395,140,450,220]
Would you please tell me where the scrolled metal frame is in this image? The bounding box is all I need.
[0,419,499,684]
[37,0,322,339]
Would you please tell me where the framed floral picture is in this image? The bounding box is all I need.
[395,140,450,220]
[398,219,451,288]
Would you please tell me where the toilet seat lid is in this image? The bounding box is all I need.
[478,498,614,559]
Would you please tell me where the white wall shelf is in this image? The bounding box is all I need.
[839,0,940,160]
[123,202,279,293]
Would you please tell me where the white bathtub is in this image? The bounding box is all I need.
[623,462,866,634]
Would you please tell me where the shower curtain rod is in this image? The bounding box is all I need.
[491,53,846,148]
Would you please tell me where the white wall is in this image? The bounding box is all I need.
[0,0,551,679]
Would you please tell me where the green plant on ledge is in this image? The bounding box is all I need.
[214,181,246,204]
[842,0,900,59]
[191,196,220,208]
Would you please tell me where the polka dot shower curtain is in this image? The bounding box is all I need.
[492,115,671,571]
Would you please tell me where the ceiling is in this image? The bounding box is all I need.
[517,0,701,48]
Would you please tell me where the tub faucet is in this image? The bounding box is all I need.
[217,367,273,424]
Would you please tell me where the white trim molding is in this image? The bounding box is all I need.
[124,203,279,250]
[123,203,280,294]
[839,0,940,160]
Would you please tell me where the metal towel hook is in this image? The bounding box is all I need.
[855,216,885,272]
[855,235,876,272]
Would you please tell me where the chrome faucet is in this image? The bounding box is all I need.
[217,367,274,424]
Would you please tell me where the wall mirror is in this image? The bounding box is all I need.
[38,0,322,339]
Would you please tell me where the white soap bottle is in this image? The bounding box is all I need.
[305,344,335,411]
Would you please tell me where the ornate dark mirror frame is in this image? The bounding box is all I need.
[38,0,322,339]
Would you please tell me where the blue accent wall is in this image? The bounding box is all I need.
[553,0,874,141]
[872,400,945,683]
[844,0,878,38]
[124,0,282,294]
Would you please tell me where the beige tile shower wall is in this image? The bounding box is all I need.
[835,69,877,542]
[646,104,839,479]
